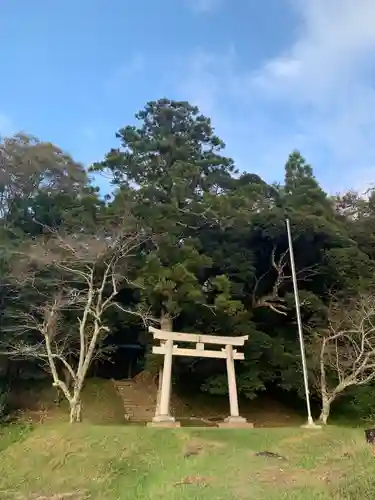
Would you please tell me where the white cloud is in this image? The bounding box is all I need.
[250,0,375,191]
[176,0,375,192]
[253,0,375,100]
[185,0,223,13]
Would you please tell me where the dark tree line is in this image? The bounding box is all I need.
[2,99,375,423]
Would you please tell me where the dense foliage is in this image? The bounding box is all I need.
[2,100,375,422]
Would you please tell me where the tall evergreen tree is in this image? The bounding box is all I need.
[92,99,238,326]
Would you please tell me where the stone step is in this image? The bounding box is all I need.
[122,408,155,414]
[121,402,156,408]
[113,379,158,422]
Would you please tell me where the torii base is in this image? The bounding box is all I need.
[147,415,181,428]
[301,422,322,430]
[218,416,254,428]
[147,421,181,428]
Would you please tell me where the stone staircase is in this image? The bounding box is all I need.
[113,379,157,423]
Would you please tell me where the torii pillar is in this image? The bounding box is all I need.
[218,344,250,427]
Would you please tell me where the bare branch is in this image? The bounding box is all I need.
[112,302,159,327]
[252,246,289,315]
[252,245,319,315]
[4,219,148,422]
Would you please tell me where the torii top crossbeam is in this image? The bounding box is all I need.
[149,326,248,360]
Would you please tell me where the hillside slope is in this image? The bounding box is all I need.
[0,424,374,499]
[11,378,304,428]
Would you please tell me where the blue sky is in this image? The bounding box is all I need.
[2,0,375,194]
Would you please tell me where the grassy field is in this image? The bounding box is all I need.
[2,379,374,499]
[0,423,375,499]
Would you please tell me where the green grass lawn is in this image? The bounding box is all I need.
[3,378,375,499]
[0,423,374,499]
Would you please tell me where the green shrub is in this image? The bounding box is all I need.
[337,384,375,423]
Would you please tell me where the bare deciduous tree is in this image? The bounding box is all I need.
[4,222,153,423]
[252,246,318,315]
[310,294,375,424]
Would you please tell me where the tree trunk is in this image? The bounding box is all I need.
[319,397,331,425]
[63,367,72,391]
[54,386,63,406]
[69,398,82,423]
[160,314,173,332]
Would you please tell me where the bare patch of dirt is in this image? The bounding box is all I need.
[174,475,212,487]
[255,466,328,488]
[182,437,226,458]
[252,460,347,490]
[1,491,90,500]
[32,492,90,500]
[183,440,204,458]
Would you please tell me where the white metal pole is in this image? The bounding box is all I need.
[286,219,315,426]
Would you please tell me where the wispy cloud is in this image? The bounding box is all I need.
[174,48,303,181]
[253,0,375,100]
[105,53,145,91]
[185,0,223,14]
[177,49,234,115]
[176,0,375,192]
[248,0,375,191]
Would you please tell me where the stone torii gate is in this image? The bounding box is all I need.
[148,326,253,428]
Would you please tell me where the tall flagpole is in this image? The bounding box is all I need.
[286,219,316,427]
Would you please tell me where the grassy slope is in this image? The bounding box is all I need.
[12,377,305,427]
[11,378,126,425]
[0,424,375,499]
[2,379,375,499]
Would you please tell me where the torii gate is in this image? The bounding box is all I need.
[148,326,253,427]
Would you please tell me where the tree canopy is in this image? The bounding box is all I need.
[2,98,375,423]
